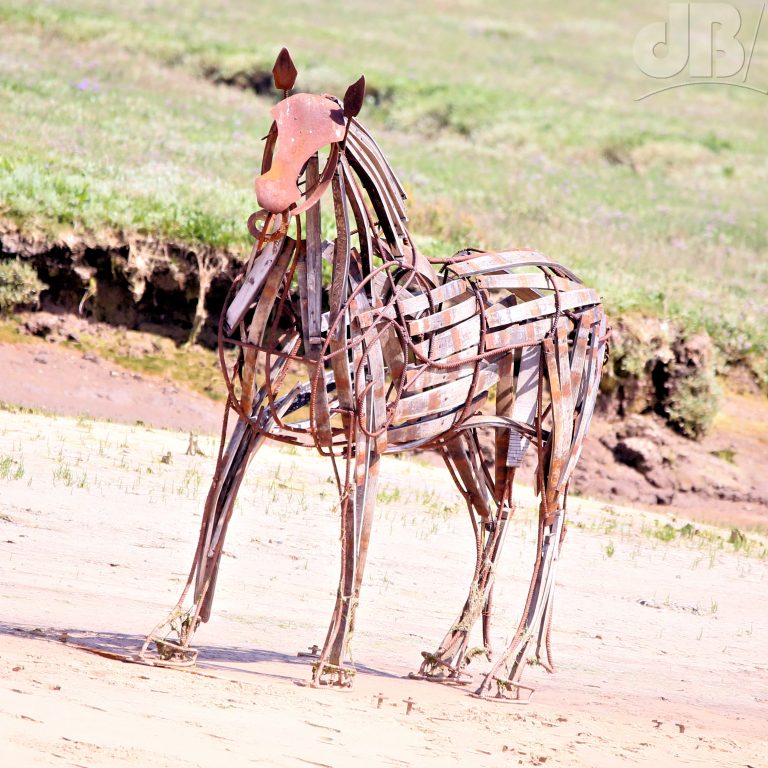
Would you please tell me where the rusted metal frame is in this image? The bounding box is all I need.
[145,73,610,696]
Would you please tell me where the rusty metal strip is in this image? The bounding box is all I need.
[387,393,488,445]
[484,317,552,351]
[448,251,581,282]
[407,294,478,335]
[357,278,468,327]
[486,288,601,329]
[413,314,481,360]
[567,308,595,405]
[340,156,373,278]
[395,364,499,422]
[476,273,581,293]
[506,344,541,467]
[225,233,286,333]
[405,352,488,389]
[246,237,296,347]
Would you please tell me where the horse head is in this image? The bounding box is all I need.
[255,49,365,215]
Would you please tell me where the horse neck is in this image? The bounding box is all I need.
[343,121,439,288]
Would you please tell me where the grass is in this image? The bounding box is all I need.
[1,1,767,383]
[0,453,24,480]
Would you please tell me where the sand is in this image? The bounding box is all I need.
[1,408,767,766]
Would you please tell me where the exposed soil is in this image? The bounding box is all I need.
[1,221,242,347]
[1,410,766,767]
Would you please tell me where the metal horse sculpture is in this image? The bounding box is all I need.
[142,49,609,701]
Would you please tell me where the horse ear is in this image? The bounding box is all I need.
[343,75,366,119]
[272,47,298,93]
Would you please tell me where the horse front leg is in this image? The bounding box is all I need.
[312,426,380,687]
[140,408,264,665]
[141,375,304,665]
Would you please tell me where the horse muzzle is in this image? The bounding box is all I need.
[255,167,300,215]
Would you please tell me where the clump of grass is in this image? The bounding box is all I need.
[0,454,25,480]
[710,448,736,464]
[377,486,402,505]
[653,523,677,543]
[728,528,747,551]
[666,367,720,440]
[53,462,73,486]
[0,259,47,314]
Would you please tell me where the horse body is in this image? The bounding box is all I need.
[143,63,608,700]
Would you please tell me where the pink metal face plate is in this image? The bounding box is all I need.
[255,93,345,213]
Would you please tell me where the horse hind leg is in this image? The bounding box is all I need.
[476,313,607,700]
[415,429,513,684]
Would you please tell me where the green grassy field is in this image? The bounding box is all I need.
[1,1,766,384]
